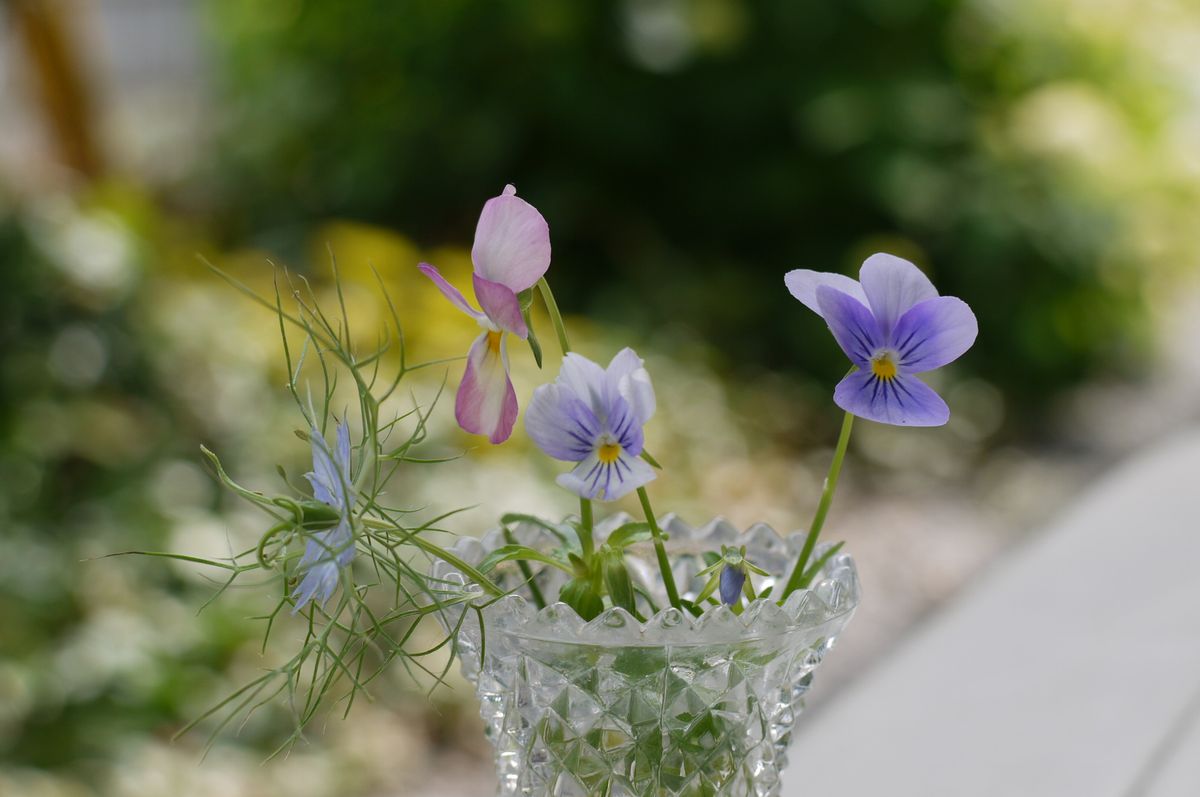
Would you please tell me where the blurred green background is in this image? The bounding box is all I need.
[3,0,1199,795]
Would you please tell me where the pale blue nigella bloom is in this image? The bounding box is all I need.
[292,420,355,612]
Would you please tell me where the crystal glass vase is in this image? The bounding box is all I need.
[432,515,860,797]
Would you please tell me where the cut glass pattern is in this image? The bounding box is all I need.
[432,515,859,796]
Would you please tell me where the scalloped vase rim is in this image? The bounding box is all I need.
[432,512,861,648]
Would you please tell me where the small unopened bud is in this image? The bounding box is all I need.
[560,577,604,621]
[719,564,746,606]
[299,500,342,528]
[602,551,636,613]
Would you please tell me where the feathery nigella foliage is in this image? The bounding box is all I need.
[121,261,506,756]
[121,186,977,752]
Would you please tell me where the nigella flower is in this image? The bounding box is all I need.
[292,421,356,612]
[525,348,657,501]
[785,253,978,426]
[418,184,551,444]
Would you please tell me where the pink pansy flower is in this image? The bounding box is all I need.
[418,185,552,443]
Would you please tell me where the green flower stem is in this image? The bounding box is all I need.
[505,528,547,609]
[578,497,595,561]
[537,277,602,558]
[779,410,855,600]
[636,486,682,612]
[537,277,571,355]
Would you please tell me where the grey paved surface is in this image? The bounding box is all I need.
[783,430,1200,797]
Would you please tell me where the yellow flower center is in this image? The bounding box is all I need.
[486,330,502,354]
[598,442,622,464]
[870,352,897,381]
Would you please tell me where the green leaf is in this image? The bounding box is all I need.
[640,449,663,469]
[478,544,572,575]
[745,561,771,577]
[694,572,720,604]
[632,583,661,615]
[567,552,590,579]
[605,521,653,549]
[499,513,570,544]
[504,528,546,610]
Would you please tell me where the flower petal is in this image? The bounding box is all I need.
[291,521,354,613]
[833,370,950,426]
[334,420,351,478]
[784,269,868,318]
[720,565,746,606]
[306,424,351,511]
[305,467,336,508]
[892,296,978,373]
[525,383,602,462]
[557,447,656,502]
[606,348,656,426]
[456,331,519,444]
[291,560,339,613]
[606,395,645,455]
[472,273,528,338]
[472,184,551,293]
[859,253,938,337]
[418,263,482,319]
[815,285,883,368]
[557,353,609,419]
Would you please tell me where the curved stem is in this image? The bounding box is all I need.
[536,277,571,355]
[779,410,855,600]
[636,487,682,612]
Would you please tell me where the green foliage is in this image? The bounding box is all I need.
[144,261,517,754]
[604,521,655,549]
[199,0,1185,421]
[478,544,572,576]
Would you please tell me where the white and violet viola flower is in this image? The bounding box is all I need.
[525,349,657,502]
[292,420,356,612]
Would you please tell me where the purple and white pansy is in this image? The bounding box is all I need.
[525,348,657,501]
[292,420,356,612]
[418,184,552,444]
[785,253,978,427]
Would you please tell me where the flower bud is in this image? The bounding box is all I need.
[299,500,342,528]
[719,564,746,606]
[559,577,604,621]
[602,551,636,614]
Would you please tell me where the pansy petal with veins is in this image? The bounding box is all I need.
[786,254,977,427]
[526,348,657,501]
